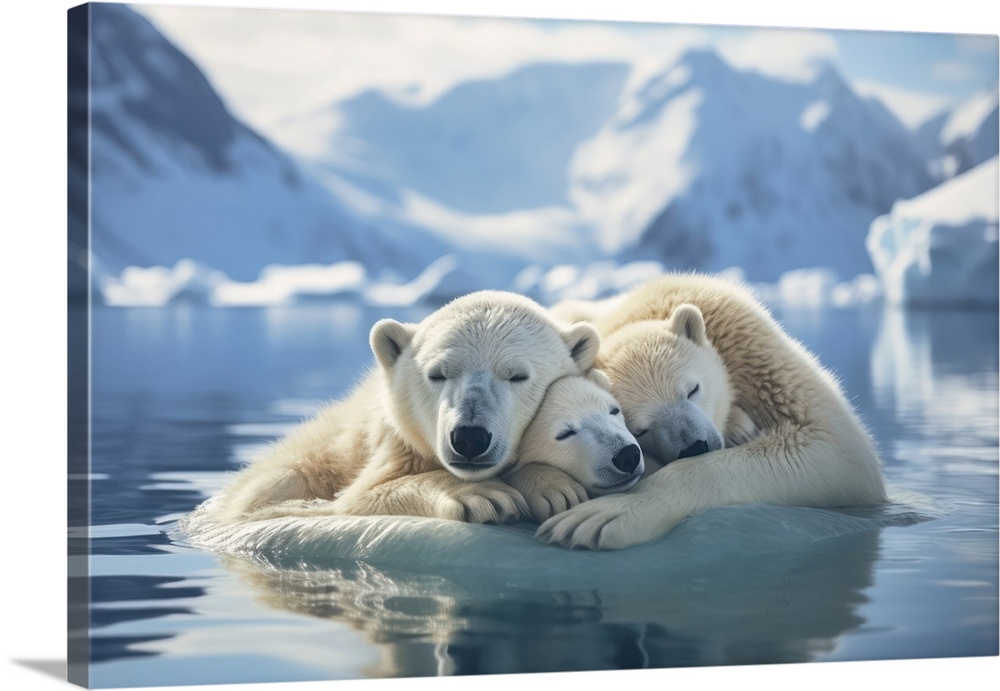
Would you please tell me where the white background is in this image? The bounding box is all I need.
[1,1,997,690]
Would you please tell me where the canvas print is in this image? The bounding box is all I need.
[67,2,999,688]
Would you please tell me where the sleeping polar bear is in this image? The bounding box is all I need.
[205,290,601,525]
[504,371,644,521]
[201,367,642,526]
[538,273,887,550]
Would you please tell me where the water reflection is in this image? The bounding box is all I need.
[870,307,999,497]
[215,516,881,675]
[86,575,205,663]
[871,307,998,418]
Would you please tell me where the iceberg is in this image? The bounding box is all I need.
[98,256,475,308]
[178,494,940,588]
[213,261,366,306]
[98,259,227,306]
[866,156,999,307]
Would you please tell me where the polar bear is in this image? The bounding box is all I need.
[537,273,887,550]
[503,371,645,521]
[206,290,600,525]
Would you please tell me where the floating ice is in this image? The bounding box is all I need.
[866,156,999,307]
[176,490,941,590]
[99,259,227,306]
[213,261,366,306]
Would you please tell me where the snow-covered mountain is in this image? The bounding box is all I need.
[573,51,935,280]
[305,49,938,282]
[77,4,446,284]
[915,88,999,179]
[320,62,630,215]
[77,7,995,307]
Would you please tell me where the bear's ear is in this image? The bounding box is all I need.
[370,319,417,371]
[669,304,706,344]
[585,368,612,391]
[562,322,601,372]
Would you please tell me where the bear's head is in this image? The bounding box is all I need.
[370,291,600,480]
[598,304,733,466]
[516,370,645,496]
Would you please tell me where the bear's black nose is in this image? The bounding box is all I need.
[678,439,710,459]
[612,443,641,474]
[450,426,492,460]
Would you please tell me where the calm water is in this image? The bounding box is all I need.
[76,301,998,687]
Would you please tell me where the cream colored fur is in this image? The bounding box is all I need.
[503,371,644,521]
[205,290,600,525]
[538,273,887,549]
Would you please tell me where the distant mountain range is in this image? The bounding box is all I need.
[592,52,936,279]
[75,3,447,285]
[76,4,999,296]
[915,87,999,178]
[322,62,631,215]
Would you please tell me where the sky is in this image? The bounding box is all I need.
[132,0,998,155]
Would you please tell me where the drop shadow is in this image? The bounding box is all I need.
[11,659,65,681]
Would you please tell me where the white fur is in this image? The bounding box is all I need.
[537,274,887,550]
[549,294,627,324]
[503,372,644,521]
[205,290,600,524]
[601,313,736,465]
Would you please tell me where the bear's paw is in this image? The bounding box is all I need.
[536,495,645,550]
[434,479,529,524]
[503,464,589,522]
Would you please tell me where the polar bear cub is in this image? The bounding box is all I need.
[538,274,887,550]
[205,290,600,525]
[504,371,645,521]
[594,305,760,477]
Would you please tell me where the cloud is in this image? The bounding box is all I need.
[930,60,978,83]
[853,79,953,128]
[717,28,839,81]
[136,5,707,135]
[134,5,986,141]
[956,34,1000,56]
